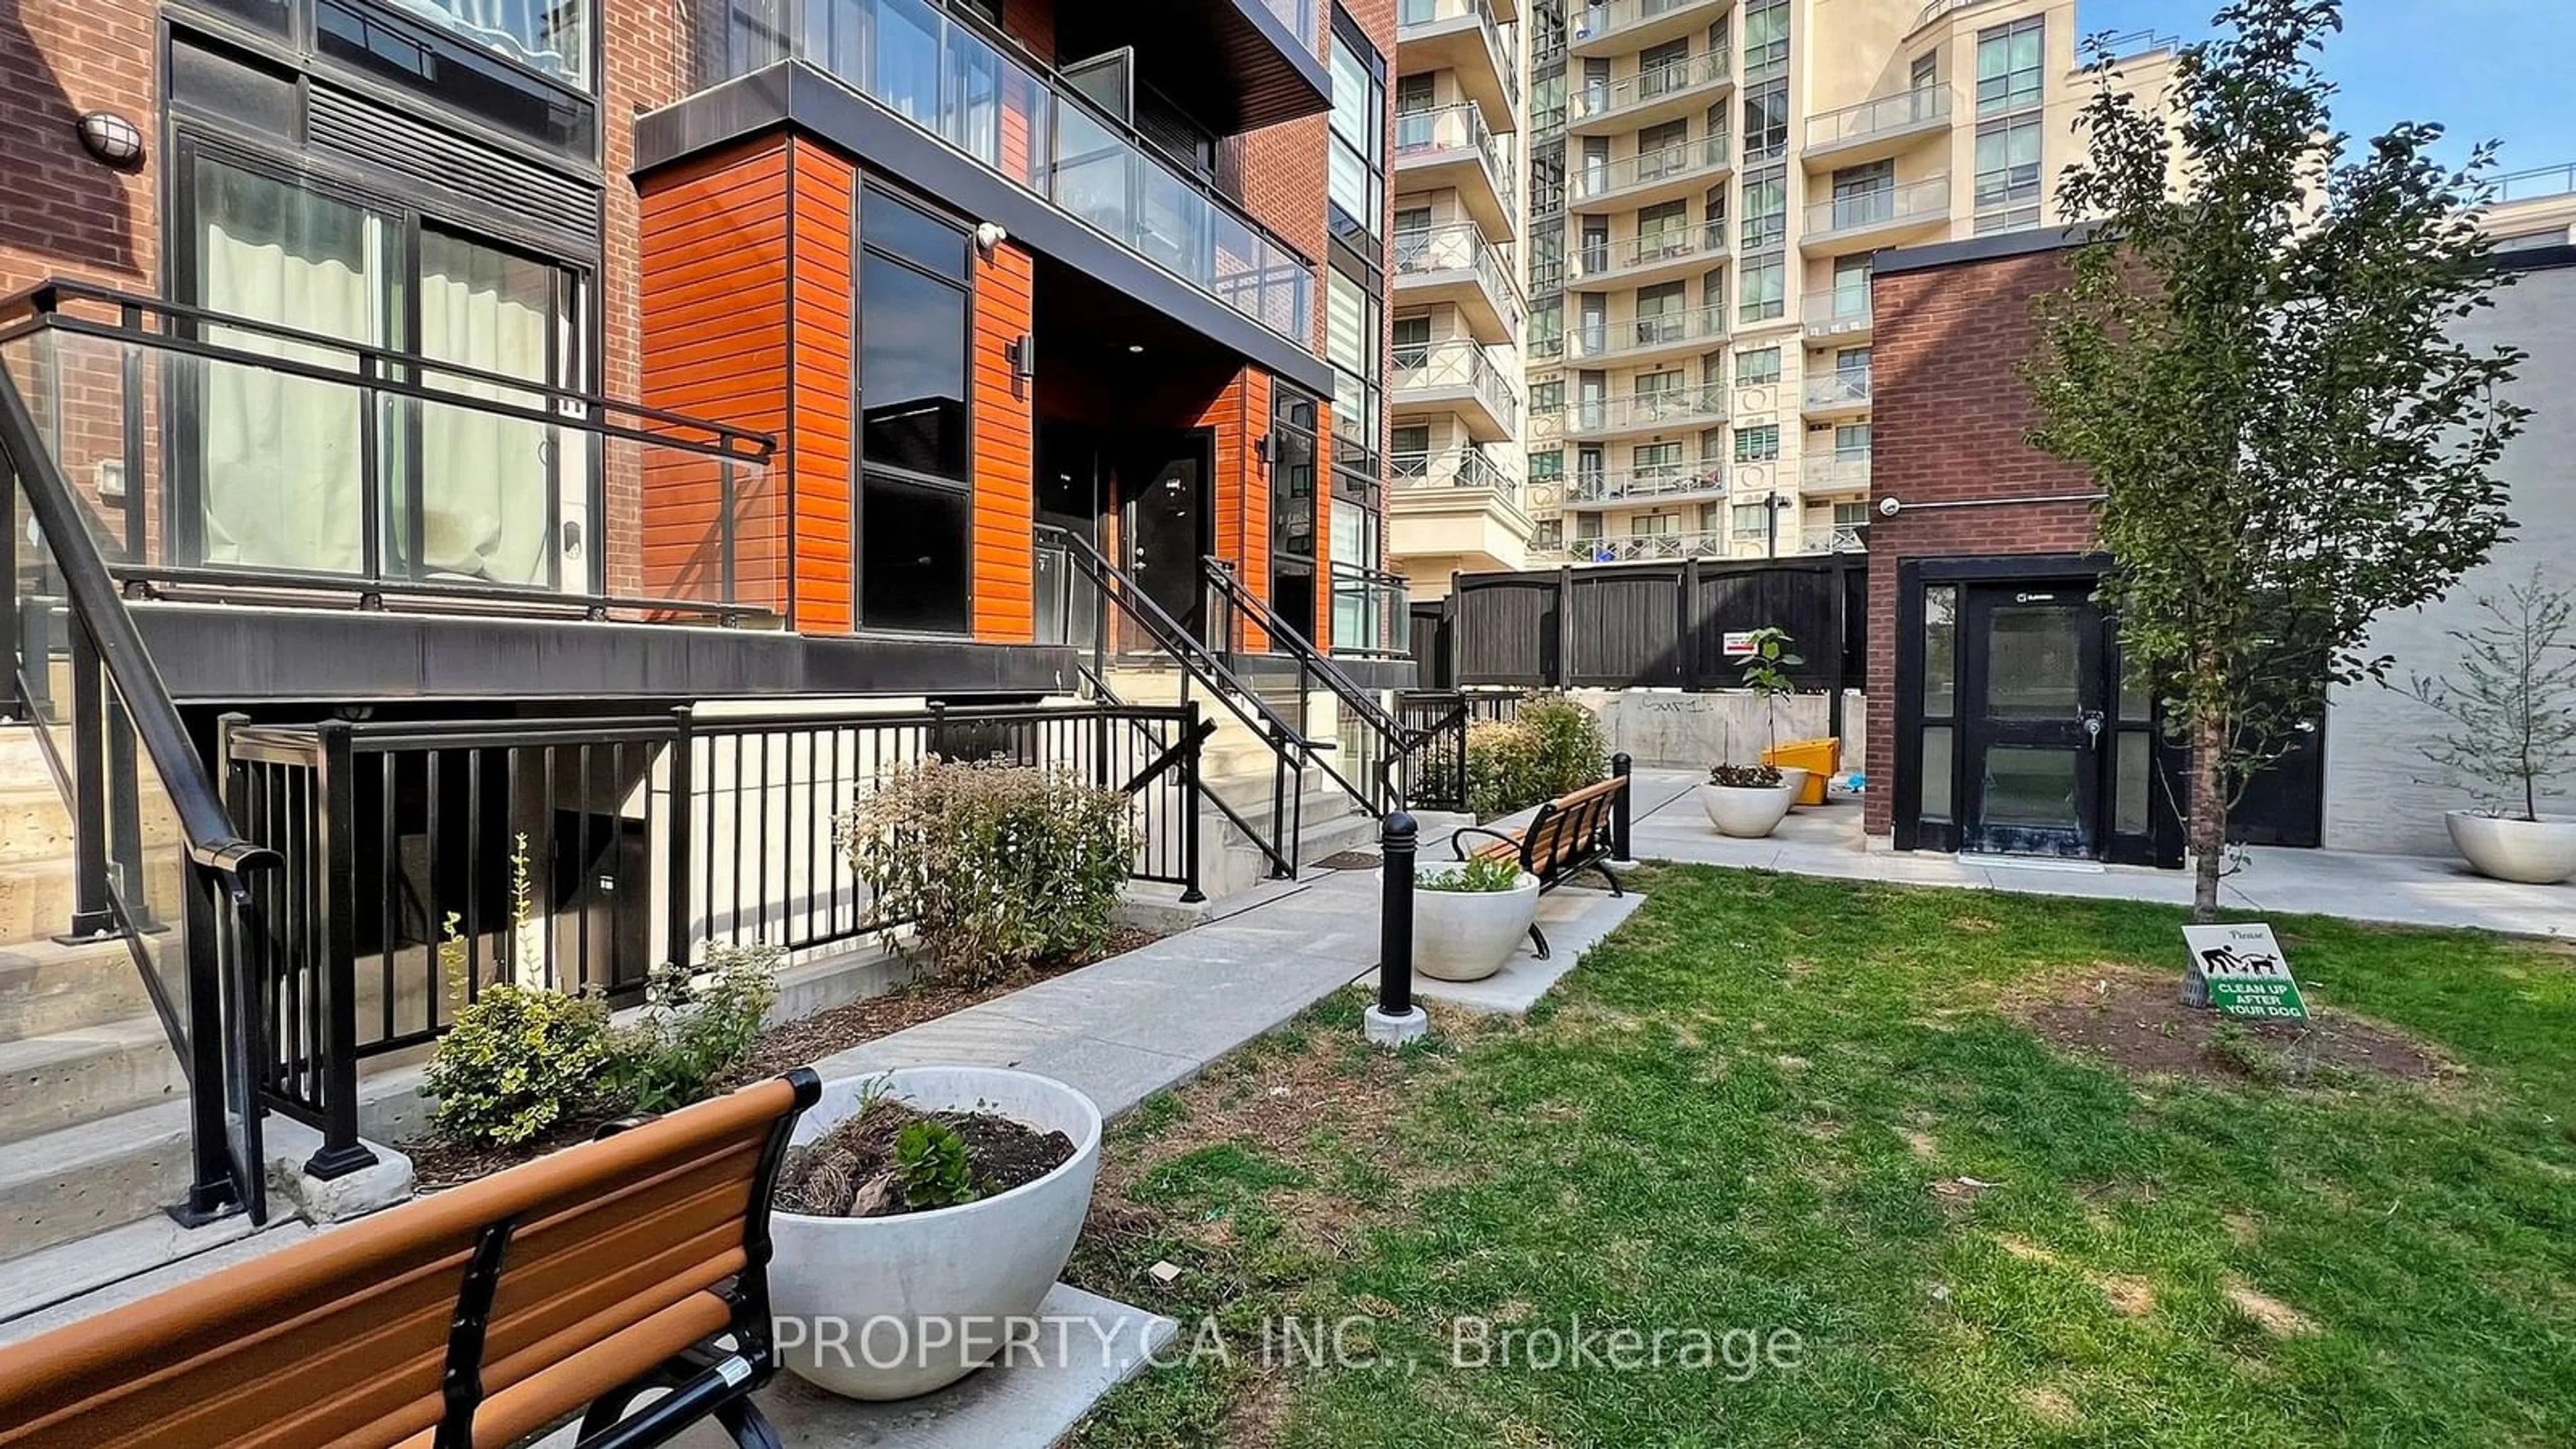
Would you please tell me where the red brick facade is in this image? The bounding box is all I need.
[1864,246,2102,837]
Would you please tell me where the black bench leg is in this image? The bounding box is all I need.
[1528,921,1551,960]
[720,1398,785,1449]
[1592,862,1624,897]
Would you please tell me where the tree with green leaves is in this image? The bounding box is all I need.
[2027,0,2528,984]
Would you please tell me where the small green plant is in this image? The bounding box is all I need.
[423,981,615,1147]
[894,1119,985,1210]
[839,761,1136,985]
[1419,854,1525,894]
[609,941,784,1114]
[1709,762,1784,790]
[1736,626,1805,755]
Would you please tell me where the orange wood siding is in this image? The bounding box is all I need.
[1313,400,1336,588]
[787,140,857,633]
[637,140,792,615]
[971,240,1037,643]
[1197,366,1273,651]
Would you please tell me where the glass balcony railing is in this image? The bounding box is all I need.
[1571,0,1711,47]
[1804,292,1875,335]
[1539,527,1730,564]
[1396,103,1518,212]
[1803,366,1873,410]
[1567,303,1727,362]
[1393,446,1517,497]
[2496,162,2576,203]
[1804,87,1951,152]
[1564,464,1727,504]
[1568,50,1731,126]
[1560,384,1727,435]
[1801,452,1873,493]
[1570,133,1731,203]
[1331,564,1409,659]
[1805,174,1952,237]
[720,0,1312,347]
[1569,222,1728,284]
[1391,223,1526,333]
[1391,341,1521,434]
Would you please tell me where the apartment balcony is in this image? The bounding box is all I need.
[1392,341,1522,443]
[1567,50,1733,137]
[699,0,1314,357]
[1565,303,1727,367]
[1801,365,1872,418]
[1395,103,1520,241]
[1390,447,1531,573]
[1558,383,1727,443]
[1801,88,1953,169]
[1534,527,1730,566]
[1564,464,1728,506]
[1392,223,1525,346]
[1051,0,1332,133]
[1568,0,1725,59]
[1801,174,1953,254]
[1799,522,1871,554]
[1799,452,1873,496]
[1397,0,1520,134]
[1529,333,1566,365]
[1567,221,1729,290]
[1569,133,1732,212]
[1802,292,1875,342]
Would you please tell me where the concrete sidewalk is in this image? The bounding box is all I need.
[1627,767,2576,936]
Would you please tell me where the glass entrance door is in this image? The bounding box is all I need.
[1120,431,1213,649]
[1959,586,2108,857]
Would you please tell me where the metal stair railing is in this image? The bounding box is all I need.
[1042,525,1314,881]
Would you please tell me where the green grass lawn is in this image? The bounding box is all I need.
[1063,867,2576,1448]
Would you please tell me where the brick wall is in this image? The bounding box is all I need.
[0,0,158,299]
[1863,246,2101,837]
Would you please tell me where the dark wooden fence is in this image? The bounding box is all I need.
[1426,555,1866,696]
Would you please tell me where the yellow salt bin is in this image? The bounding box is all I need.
[1762,737,1841,806]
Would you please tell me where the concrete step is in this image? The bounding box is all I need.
[0,1012,188,1140]
[0,935,153,1040]
[0,788,74,867]
[0,1097,196,1267]
[0,1197,274,1328]
[0,729,59,794]
[0,853,184,947]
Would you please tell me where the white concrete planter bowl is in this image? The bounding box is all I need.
[771,1067,1103,1401]
[1397,861,1541,981]
[1774,767,1811,807]
[2447,810,2576,884]
[1701,781,1797,839]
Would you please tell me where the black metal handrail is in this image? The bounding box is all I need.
[1,279,782,623]
[1042,525,1310,879]
[1201,555,1421,814]
[0,358,278,1220]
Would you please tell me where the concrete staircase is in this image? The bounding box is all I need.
[0,725,197,1273]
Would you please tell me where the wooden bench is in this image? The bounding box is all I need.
[1450,775,1630,959]
[0,1068,822,1449]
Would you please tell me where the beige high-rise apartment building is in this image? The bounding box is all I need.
[1386,0,1538,595]
[1495,0,2174,573]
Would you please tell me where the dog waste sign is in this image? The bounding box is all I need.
[2182,923,2309,1021]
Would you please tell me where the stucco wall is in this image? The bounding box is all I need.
[2322,254,2576,855]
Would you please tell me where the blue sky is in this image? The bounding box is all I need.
[2075,1,2576,174]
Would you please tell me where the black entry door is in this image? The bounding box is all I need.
[1121,432,1213,644]
[1959,585,2109,857]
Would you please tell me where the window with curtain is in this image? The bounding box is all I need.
[384,0,594,89]
[858,186,973,633]
[1977,17,2044,117]
[414,229,578,588]
[1327,264,1381,464]
[1733,423,1779,462]
[1328,17,1385,239]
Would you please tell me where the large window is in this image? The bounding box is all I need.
[1738,252,1783,323]
[858,186,973,633]
[1271,382,1321,637]
[1975,115,2044,231]
[1833,254,1873,318]
[181,151,586,589]
[1740,165,1786,252]
[1733,423,1780,462]
[1742,80,1789,164]
[380,0,592,87]
[1977,17,2045,117]
[1743,0,1789,84]
[1327,263,1381,466]
[1736,345,1782,384]
[1328,15,1387,240]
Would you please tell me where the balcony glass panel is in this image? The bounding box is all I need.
[722,0,1309,346]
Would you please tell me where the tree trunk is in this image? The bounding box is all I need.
[2182,708,2228,1008]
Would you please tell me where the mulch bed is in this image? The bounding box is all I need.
[2022,970,2443,1085]
[775,1097,1075,1217]
[407,926,1159,1191]
[1311,850,1383,870]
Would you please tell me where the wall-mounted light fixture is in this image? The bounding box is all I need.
[1006,333,1036,381]
[74,111,145,170]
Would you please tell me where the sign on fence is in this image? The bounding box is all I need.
[2181,923,2310,1021]
[1722,630,1760,659]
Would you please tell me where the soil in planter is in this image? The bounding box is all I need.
[776,1096,1076,1218]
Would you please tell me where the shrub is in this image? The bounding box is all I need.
[423,983,615,1148]
[839,760,1136,985]
[894,1120,985,1209]
[609,942,784,1114]
[1465,696,1608,818]
[1420,853,1525,894]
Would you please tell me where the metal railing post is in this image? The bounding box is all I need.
[175,861,237,1222]
[1611,752,1635,861]
[665,706,696,973]
[1180,700,1205,904]
[57,623,118,940]
[1366,812,1426,1046]
[306,720,376,1180]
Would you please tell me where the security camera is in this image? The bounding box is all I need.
[1878,494,1902,517]
[974,221,1008,256]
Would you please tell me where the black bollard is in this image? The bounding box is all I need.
[1611,752,1633,861]
[1378,811,1417,1019]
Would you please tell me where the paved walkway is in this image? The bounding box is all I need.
[1625,768,2576,936]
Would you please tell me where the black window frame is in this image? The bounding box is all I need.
[854,180,979,636]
